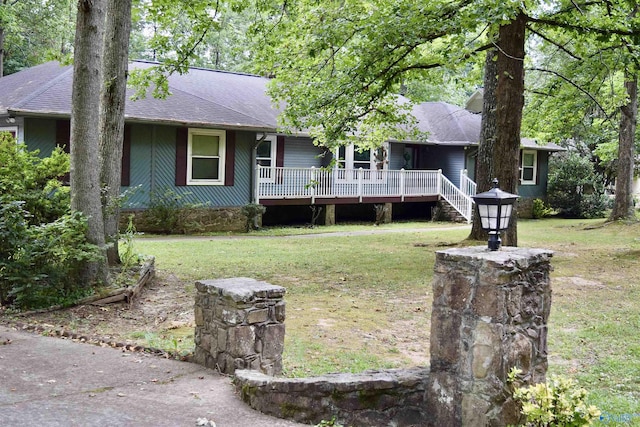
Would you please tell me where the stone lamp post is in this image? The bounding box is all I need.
[426,179,552,426]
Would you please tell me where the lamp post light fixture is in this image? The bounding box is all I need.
[471,178,519,251]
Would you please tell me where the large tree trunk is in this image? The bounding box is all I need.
[494,13,526,246]
[100,0,132,265]
[70,0,108,284]
[469,48,498,240]
[609,74,637,221]
[470,14,526,246]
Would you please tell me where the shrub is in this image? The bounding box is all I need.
[0,203,100,309]
[143,187,209,234]
[242,203,266,231]
[0,133,70,225]
[531,198,554,219]
[509,368,600,427]
[547,153,607,219]
[0,134,100,309]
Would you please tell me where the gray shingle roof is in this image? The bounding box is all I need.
[411,101,481,145]
[0,61,278,131]
[0,61,564,151]
[410,101,564,151]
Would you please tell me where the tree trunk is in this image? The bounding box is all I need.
[100,0,132,265]
[494,13,526,246]
[609,73,637,221]
[70,0,108,285]
[469,48,498,240]
[470,13,526,246]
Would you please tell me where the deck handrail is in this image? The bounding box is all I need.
[460,169,477,197]
[439,174,475,223]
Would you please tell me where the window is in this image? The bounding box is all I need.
[335,144,389,181]
[335,144,388,180]
[353,148,372,170]
[520,150,537,185]
[256,134,277,181]
[187,129,225,185]
[0,126,18,140]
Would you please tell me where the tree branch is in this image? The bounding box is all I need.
[526,25,582,60]
[528,16,640,36]
[528,67,610,117]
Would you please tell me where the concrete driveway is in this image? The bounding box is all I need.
[0,325,305,427]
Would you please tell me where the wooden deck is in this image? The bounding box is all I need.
[255,167,476,221]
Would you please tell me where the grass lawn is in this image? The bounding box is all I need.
[134,219,640,424]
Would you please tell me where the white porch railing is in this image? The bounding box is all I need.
[460,169,477,197]
[440,174,474,222]
[255,166,476,222]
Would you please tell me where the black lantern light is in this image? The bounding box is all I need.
[471,178,519,251]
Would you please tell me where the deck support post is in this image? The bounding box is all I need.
[321,204,336,226]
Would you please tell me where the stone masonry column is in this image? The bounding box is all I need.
[322,204,336,226]
[194,278,285,376]
[426,247,552,426]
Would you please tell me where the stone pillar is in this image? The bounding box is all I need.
[322,204,336,226]
[426,247,552,427]
[194,277,286,376]
[374,203,392,224]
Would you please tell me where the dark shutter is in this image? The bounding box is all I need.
[56,120,71,153]
[175,127,188,186]
[225,130,236,186]
[276,135,285,167]
[536,151,542,186]
[121,124,131,186]
[56,120,71,183]
[276,135,285,183]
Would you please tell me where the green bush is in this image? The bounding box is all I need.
[0,133,100,309]
[242,203,266,231]
[0,133,70,225]
[144,187,209,234]
[509,368,600,427]
[532,198,554,219]
[547,153,607,219]
[0,203,100,309]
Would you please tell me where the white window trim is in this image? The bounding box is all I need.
[187,128,226,185]
[256,134,278,183]
[335,143,388,182]
[520,149,537,185]
[0,126,19,141]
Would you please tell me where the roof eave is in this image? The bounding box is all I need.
[8,109,278,133]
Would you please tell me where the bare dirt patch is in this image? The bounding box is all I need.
[1,271,196,350]
[1,270,431,369]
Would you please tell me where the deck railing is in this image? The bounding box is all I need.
[255,166,475,222]
[460,169,477,197]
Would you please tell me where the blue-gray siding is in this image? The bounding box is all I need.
[518,150,549,199]
[464,147,550,199]
[420,145,465,187]
[126,125,254,208]
[24,118,57,155]
[389,143,405,170]
[282,136,326,168]
[23,118,253,208]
